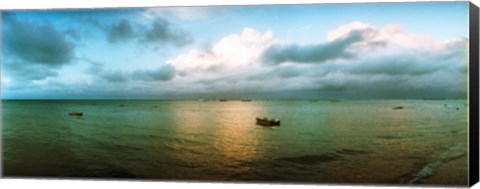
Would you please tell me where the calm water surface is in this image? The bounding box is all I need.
[1,100,468,185]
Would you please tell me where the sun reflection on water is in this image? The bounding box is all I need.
[169,100,268,174]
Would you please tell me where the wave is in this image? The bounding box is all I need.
[276,148,369,165]
[399,144,467,184]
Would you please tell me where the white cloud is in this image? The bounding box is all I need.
[168,28,276,76]
[326,21,372,42]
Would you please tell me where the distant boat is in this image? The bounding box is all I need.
[219,99,228,102]
[68,112,83,116]
[392,106,404,110]
[423,98,446,100]
[241,99,252,102]
[256,117,280,126]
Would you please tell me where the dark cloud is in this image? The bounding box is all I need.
[64,27,83,42]
[1,14,75,82]
[140,18,192,47]
[107,19,135,43]
[303,60,468,99]
[101,71,128,83]
[86,61,105,74]
[349,55,444,76]
[3,16,75,66]
[2,59,58,81]
[102,17,192,47]
[348,40,467,76]
[273,65,304,78]
[262,29,366,64]
[97,64,176,83]
[246,65,305,81]
[132,64,176,81]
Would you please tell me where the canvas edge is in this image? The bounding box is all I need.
[0,10,4,178]
[469,1,480,187]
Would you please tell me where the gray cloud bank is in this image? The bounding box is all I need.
[86,61,176,83]
[262,29,366,64]
[2,11,190,85]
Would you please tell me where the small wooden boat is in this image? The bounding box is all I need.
[256,117,280,126]
[392,106,404,110]
[68,112,83,116]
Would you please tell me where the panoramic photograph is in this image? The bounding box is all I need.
[1,1,470,186]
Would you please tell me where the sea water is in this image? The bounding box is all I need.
[1,100,468,185]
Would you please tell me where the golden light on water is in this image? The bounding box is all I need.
[169,100,268,173]
[210,101,263,172]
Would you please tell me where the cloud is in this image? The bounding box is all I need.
[132,64,176,81]
[2,59,59,81]
[139,18,192,47]
[1,15,78,87]
[3,16,75,66]
[84,16,105,30]
[273,65,305,78]
[64,27,83,42]
[262,29,366,64]
[94,64,176,83]
[169,28,275,75]
[348,48,465,76]
[2,17,467,99]
[166,28,335,95]
[103,17,192,48]
[107,19,135,43]
[164,23,467,99]
[85,60,105,75]
[260,21,467,77]
[339,24,468,77]
[100,70,128,83]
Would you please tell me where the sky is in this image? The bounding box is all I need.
[0,2,470,99]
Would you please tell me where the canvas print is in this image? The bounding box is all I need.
[0,2,473,186]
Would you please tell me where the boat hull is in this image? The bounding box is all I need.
[68,112,83,116]
[256,118,280,126]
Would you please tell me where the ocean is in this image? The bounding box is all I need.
[1,99,469,185]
